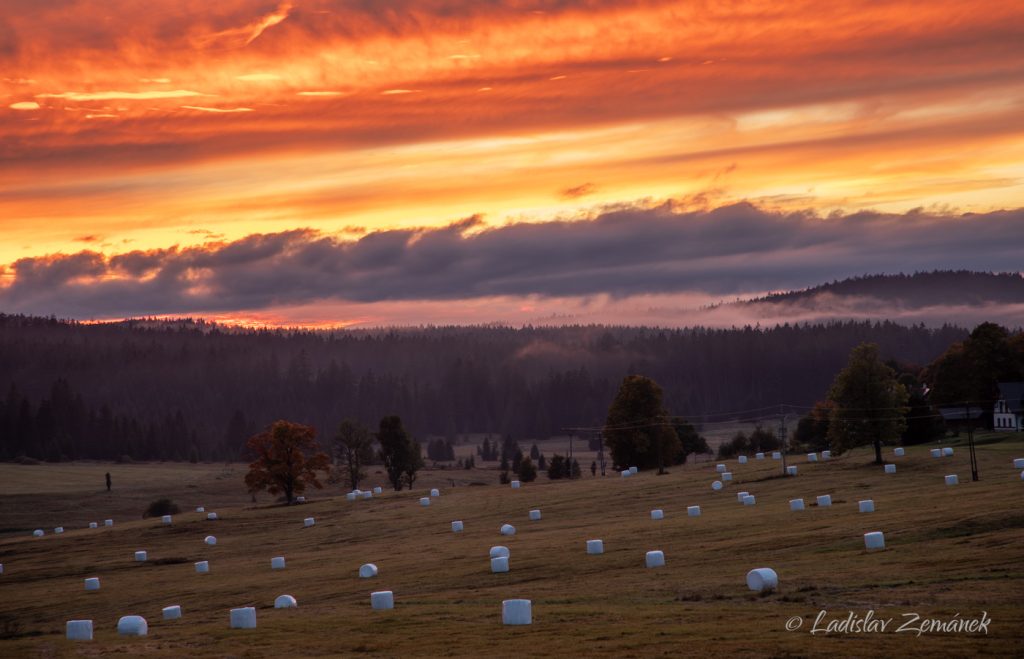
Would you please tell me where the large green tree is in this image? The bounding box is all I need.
[377,415,420,491]
[827,344,909,464]
[244,420,330,504]
[604,375,681,474]
[792,401,833,451]
[672,421,710,464]
[927,322,1023,424]
[332,419,375,491]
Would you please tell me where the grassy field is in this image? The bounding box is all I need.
[1,435,1023,657]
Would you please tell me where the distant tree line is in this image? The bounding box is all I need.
[0,313,972,462]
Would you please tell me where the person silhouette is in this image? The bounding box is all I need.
[105,472,111,492]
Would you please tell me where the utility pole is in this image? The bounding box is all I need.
[778,404,789,476]
[965,402,979,481]
[568,432,574,477]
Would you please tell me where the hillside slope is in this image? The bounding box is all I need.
[1,436,1021,657]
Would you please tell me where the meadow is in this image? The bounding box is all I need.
[1,435,1022,657]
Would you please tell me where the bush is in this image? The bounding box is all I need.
[143,498,180,518]
[518,457,537,482]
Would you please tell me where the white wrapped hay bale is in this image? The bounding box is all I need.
[230,606,256,629]
[430,488,440,497]
[1020,470,1024,480]
[347,492,358,501]
[161,515,172,525]
[84,577,100,591]
[196,506,205,513]
[451,520,464,532]
[373,486,383,495]
[135,550,147,562]
[275,594,297,609]
[807,452,818,462]
[645,550,666,568]
[502,599,532,625]
[1012,457,1024,469]
[736,491,749,502]
[621,469,631,478]
[491,556,510,573]
[716,463,726,473]
[822,450,831,460]
[945,474,959,485]
[786,466,798,476]
[304,517,315,527]
[353,489,362,496]
[0,564,4,574]
[162,605,181,620]
[32,529,43,537]
[511,480,521,489]
[500,524,516,536]
[489,546,510,559]
[205,535,217,545]
[371,591,394,610]
[117,615,148,636]
[89,522,98,529]
[207,512,218,520]
[55,527,64,534]
[195,560,210,574]
[789,498,805,511]
[942,447,954,457]
[859,499,875,513]
[271,556,286,570]
[295,496,305,503]
[687,505,701,517]
[930,448,941,458]
[586,539,604,554]
[884,463,896,474]
[864,531,886,550]
[529,509,542,521]
[746,567,778,592]
[66,620,93,641]
[104,519,113,527]
[711,480,723,491]
[722,472,733,481]
[755,452,765,460]
[629,466,638,475]
[738,455,748,464]
[650,509,664,520]
[894,447,905,457]
[362,491,372,499]
[772,451,782,460]
[419,497,430,507]
[360,563,379,578]
[742,495,756,506]
[816,495,832,508]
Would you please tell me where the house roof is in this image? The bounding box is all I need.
[938,406,985,420]
[998,382,1024,414]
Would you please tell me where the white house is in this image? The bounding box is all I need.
[994,382,1023,431]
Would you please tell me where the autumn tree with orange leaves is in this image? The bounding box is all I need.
[244,420,330,504]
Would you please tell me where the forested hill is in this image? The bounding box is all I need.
[0,315,967,462]
[744,271,1024,308]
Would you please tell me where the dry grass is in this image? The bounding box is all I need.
[1,435,1023,657]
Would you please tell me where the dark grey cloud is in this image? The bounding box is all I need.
[2,201,1023,318]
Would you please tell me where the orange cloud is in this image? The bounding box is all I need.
[0,0,1021,280]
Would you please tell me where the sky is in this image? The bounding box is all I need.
[1,0,1023,327]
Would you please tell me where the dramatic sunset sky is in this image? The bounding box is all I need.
[2,0,1023,327]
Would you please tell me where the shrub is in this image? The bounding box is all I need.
[143,498,180,518]
[518,457,537,482]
